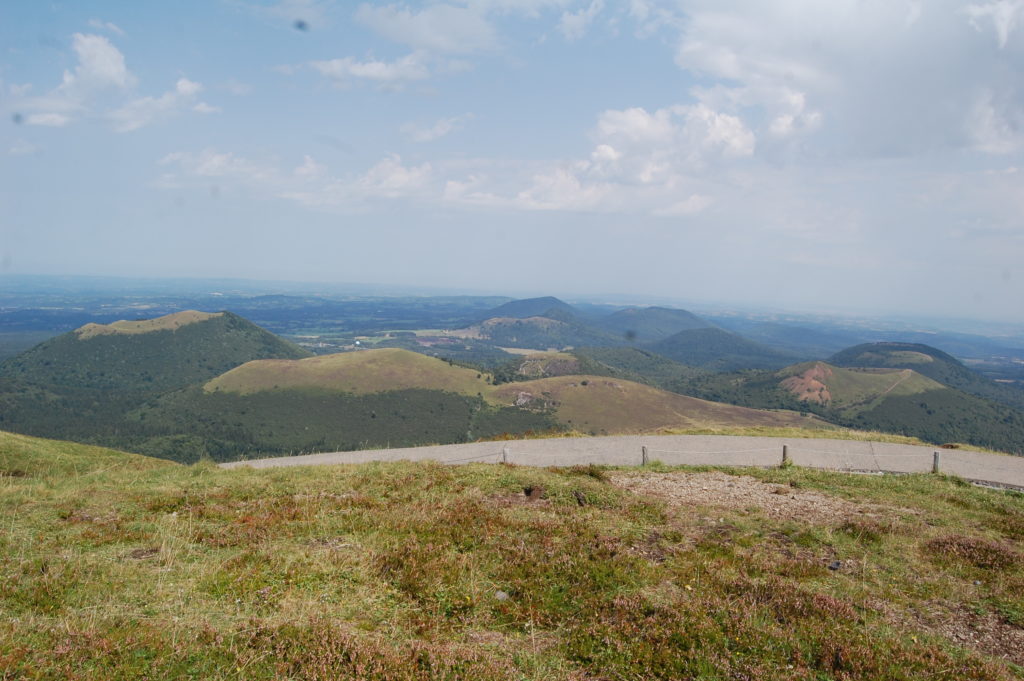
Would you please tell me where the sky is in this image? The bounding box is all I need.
[1,0,1022,322]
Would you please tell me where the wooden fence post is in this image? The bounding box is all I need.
[641,446,648,466]
[782,444,789,466]
[502,446,509,464]
[933,451,941,474]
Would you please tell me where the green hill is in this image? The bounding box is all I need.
[476,296,577,321]
[830,342,1024,411]
[461,316,617,350]
[206,348,491,396]
[777,361,946,418]
[650,327,796,372]
[130,386,557,462]
[596,306,712,344]
[0,310,312,453]
[675,361,1024,454]
[571,346,709,387]
[0,310,310,393]
[127,348,827,460]
[132,349,559,460]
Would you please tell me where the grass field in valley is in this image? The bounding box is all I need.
[2,429,1024,679]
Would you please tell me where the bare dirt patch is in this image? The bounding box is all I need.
[780,362,833,404]
[489,485,552,508]
[905,600,1024,667]
[126,547,159,560]
[609,471,905,524]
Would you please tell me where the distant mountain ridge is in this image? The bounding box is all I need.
[475,296,577,322]
[595,306,713,343]
[650,327,796,372]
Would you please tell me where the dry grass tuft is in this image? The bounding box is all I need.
[925,535,1019,570]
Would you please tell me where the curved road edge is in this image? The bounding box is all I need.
[220,434,1024,490]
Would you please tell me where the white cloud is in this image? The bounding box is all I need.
[109,78,205,132]
[470,0,574,15]
[355,3,498,54]
[64,32,135,92]
[25,113,71,127]
[592,103,755,181]
[87,19,125,36]
[595,106,675,145]
[15,33,136,126]
[160,149,435,210]
[654,194,712,216]
[224,80,253,96]
[515,166,614,211]
[294,155,327,178]
[401,113,474,142]
[559,0,603,41]
[11,33,215,132]
[665,1,1024,158]
[161,149,277,183]
[193,102,221,114]
[356,154,433,198]
[968,89,1024,153]
[591,144,621,162]
[965,0,1024,47]
[310,54,430,85]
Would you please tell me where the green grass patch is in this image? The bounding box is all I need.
[1,431,1022,679]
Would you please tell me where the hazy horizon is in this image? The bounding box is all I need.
[2,1,1022,323]
[4,271,1024,335]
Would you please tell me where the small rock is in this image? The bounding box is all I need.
[973,580,982,586]
[494,591,509,602]
[827,560,843,571]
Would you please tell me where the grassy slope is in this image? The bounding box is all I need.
[680,362,1024,454]
[205,349,827,437]
[2,429,1022,679]
[831,342,1024,411]
[779,361,945,416]
[491,375,828,435]
[206,348,492,398]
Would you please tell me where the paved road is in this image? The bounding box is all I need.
[221,434,1024,489]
